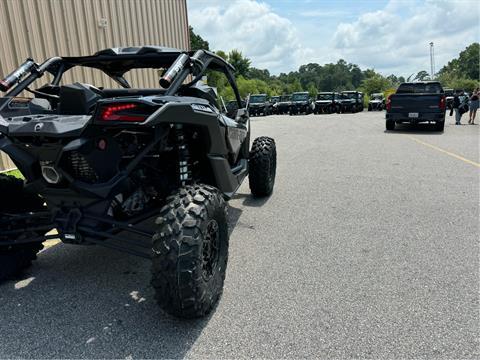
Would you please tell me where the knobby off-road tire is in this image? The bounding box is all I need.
[249,137,277,197]
[386,120,396,131]
[151,184,229,318]
[0,174,44,281]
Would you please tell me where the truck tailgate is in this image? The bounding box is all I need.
[390,94,443,113]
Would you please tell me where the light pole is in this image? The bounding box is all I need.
[429,42,435,79]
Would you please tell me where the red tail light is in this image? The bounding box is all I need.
[386,94,392,111]
[439,95,446,111]
[99,103,152,122]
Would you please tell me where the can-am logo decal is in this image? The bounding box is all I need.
[191,104,213,113]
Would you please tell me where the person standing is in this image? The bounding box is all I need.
[452,90,464,125]
[468,88,479,124]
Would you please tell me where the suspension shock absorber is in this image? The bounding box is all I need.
[174,124,191,186]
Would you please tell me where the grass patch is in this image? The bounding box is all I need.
[3,169,24,179]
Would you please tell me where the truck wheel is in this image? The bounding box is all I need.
[151,184,229,318]
[386,120,395,131]
[0,174,45,281]
[435,121,445,132]
[249,137,277,197]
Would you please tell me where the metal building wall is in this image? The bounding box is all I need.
[0,0,190,171]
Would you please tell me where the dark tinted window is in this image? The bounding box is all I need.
[397,83,443,94]
[250,95,267,103]
[292,93,309,101]
[317,93,333,100]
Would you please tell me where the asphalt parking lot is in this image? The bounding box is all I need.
[0,111,478,359]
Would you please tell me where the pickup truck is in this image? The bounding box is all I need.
[386,82,446,131]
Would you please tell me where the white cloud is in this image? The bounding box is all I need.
[188,0,479,76]
[187,0,310,73]
[332,0,480,76]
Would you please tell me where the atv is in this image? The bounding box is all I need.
[270,96,280,114]
[367,93,385,111]
[314,92,341,114]
[289,92,314,115]
[340,91,364,113]
[248,94,272,116]
[0,46,277,319]
[276,95,291,115]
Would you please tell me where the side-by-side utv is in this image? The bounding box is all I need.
[0,46,277,318]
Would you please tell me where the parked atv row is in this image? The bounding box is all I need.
[248,90,365,117]
[313,91,365,114]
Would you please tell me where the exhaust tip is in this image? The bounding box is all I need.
[41,165,61,184]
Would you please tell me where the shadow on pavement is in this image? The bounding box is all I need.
[230,192,271,207]
[384,123,445,135]
[0,207,245,359]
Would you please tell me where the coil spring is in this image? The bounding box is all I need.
[175,124,191,185]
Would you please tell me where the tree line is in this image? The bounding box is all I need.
[190,27,479,101]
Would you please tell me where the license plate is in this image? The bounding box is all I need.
[408,112,419,118]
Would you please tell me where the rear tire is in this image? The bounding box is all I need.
[151,184,229,318]
[0,174,45,281]
[249,137,277,197]
[386,120,395,131]
[435,121,445,132]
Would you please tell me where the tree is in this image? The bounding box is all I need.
[307,83,318,98]
[438,43,479,80]
[247,67,270,82]
[215,50,227,60]
[414,70,430,81]
[189,26,209,51]
[359,75,392,95]
[228,49,251,77]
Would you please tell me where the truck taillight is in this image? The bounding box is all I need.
[439,95,446,111]
[98,103,155,122]
[386,94,392,111]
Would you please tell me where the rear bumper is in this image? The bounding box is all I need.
[386,112,445,123]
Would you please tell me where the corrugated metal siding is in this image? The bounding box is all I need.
[0,0,189,171]
[0,152,16,172]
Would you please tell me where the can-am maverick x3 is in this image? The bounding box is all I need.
[0,46,277,318]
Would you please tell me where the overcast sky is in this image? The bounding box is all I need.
[187,0,479,77]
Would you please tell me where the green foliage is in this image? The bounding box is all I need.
[414,70,430,81]
[215,50,227,60]
[307,83,318,98]
[4,169,24,179]
[438,73,478,92]
[359,75,392,96]
[189,26,209,51]
[439,43,479,81]
[228,50,251,77]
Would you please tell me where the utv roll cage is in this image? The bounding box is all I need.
[1,46,242,106]
[0,47,247,259]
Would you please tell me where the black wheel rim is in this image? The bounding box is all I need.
[202,219,220,281]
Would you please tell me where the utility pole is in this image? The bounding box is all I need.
[429,42,435,79]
